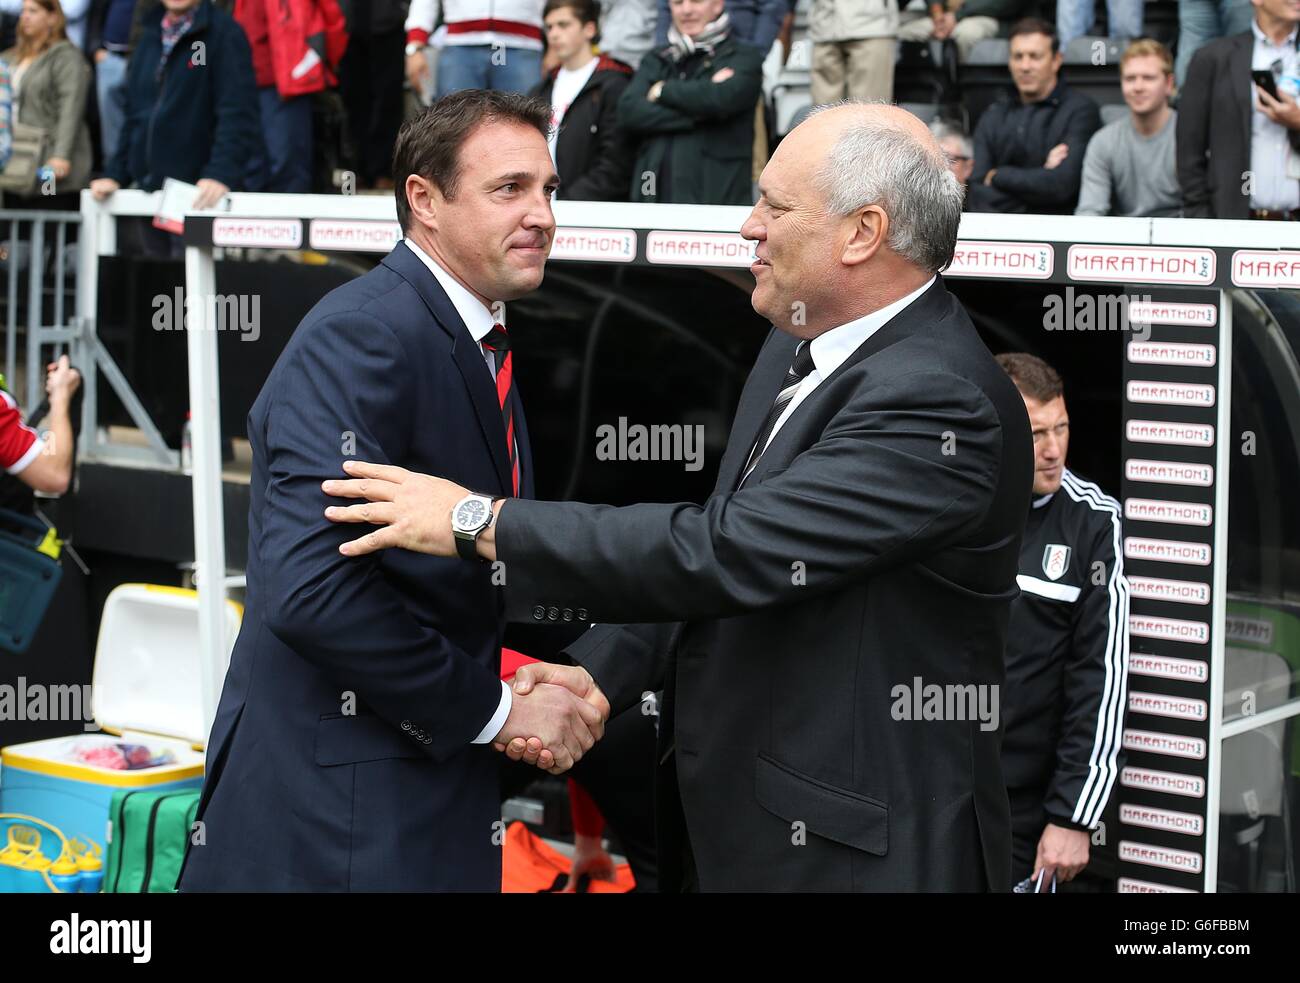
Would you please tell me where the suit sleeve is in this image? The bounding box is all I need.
[564,74,637,201]
[563,622,673,716]
[989,99,1101,208]
[496,369,1004,625]
[1043,511,1130,831]
[260,310,503,760]
[1175,47,1215,218]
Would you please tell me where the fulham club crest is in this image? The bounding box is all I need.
[1042,544,1072,581]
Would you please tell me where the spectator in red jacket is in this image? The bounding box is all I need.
[235,0,348,193]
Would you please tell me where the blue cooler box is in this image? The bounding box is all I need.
[0,585,240,888]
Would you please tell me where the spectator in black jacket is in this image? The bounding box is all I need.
[89,0,258,253]
[967,17,1101,213]
[531,0,635,200]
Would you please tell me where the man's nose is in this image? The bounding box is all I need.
[739,209,764,241]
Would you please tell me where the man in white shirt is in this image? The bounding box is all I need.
[530,0,636,199]
[1178,0,1300,219]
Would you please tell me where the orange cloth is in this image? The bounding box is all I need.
[500,821,635,893]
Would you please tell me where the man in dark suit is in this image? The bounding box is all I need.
[1176,0,1300,220]
[178,90,608,893]
[325,103,1035,892]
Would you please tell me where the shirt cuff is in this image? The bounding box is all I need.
[471,679,512,744]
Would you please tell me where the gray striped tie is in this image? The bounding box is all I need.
[739,340,816,485]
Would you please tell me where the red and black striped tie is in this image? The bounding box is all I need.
[482,326,520,496]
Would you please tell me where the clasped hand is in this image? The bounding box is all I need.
[492,662,611,775]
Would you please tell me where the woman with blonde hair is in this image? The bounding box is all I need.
[1,0,92,205]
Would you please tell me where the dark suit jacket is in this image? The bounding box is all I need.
[495,278,1034,892]
[1177,30,1300,219]
[178,241,534,891]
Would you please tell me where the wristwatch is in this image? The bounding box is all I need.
[405,41,426,56]
[451,492,502,561]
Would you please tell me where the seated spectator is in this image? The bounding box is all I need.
[1175,0,1253,85]
[809,0,897,104]
[967,18,1101,213]
[655,0,786,53]
[0,0,87,49]
[1177,0,1300,220]
[235,0,348,194]
[84,0,136,165]
[600,0,658,68]
[930,117,974,189]
[1076,39,1181,216]
[405,0,546,98]
[898,0,1033,63]
[1056,0,1141,49]
[618,0,763,204]
[90,0,259,254]
[531,0,635,200]
[2,0,92,207]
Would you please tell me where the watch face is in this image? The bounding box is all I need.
[455,498,488,530]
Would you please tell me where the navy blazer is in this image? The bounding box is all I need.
[178,241,534,892]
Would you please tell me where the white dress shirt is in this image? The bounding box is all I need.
[1249,19,1300,212]
[404,238,514,744]
[743,275,937,481]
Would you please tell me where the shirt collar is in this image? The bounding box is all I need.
[807,276,936,381]
[1251,18,1298,48]
[1032,491,1055,509]
[404,237,502,342]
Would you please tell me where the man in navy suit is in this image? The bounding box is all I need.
[178,90,610,892]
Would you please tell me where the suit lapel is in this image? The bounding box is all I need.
[713,327,799,493]
[717,280,952,490]
[382,241,514,495]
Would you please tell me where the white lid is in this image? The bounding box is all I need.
[90,584,240,747]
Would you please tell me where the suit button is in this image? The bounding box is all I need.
[577,608,588,621]
[547,606,559,621]
[562,607,573,622]
[532,605,545,621]
[401,720,411,731]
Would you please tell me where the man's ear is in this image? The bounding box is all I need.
[405,174,442,233]
[840,205,889,268]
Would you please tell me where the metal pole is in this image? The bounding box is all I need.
[1203,288,1234,892]
[184,242,228,740]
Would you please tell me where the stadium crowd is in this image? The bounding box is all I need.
[0,0,1286,218]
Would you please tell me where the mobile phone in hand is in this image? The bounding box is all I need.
[1253,69,1280,101]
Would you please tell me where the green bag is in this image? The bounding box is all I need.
[104,789,201,893]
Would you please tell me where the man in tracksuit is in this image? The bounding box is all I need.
[996,352,1130,889]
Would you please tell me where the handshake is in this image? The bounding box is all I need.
[491,662,611,774]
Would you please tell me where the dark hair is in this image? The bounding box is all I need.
[1008,17,1060,54]
[392,89,553,231]
[996,352,1064,402]
[543,0,601,36]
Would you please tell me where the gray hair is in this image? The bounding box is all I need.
[929,119,973,160]
[808,102,964,273]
